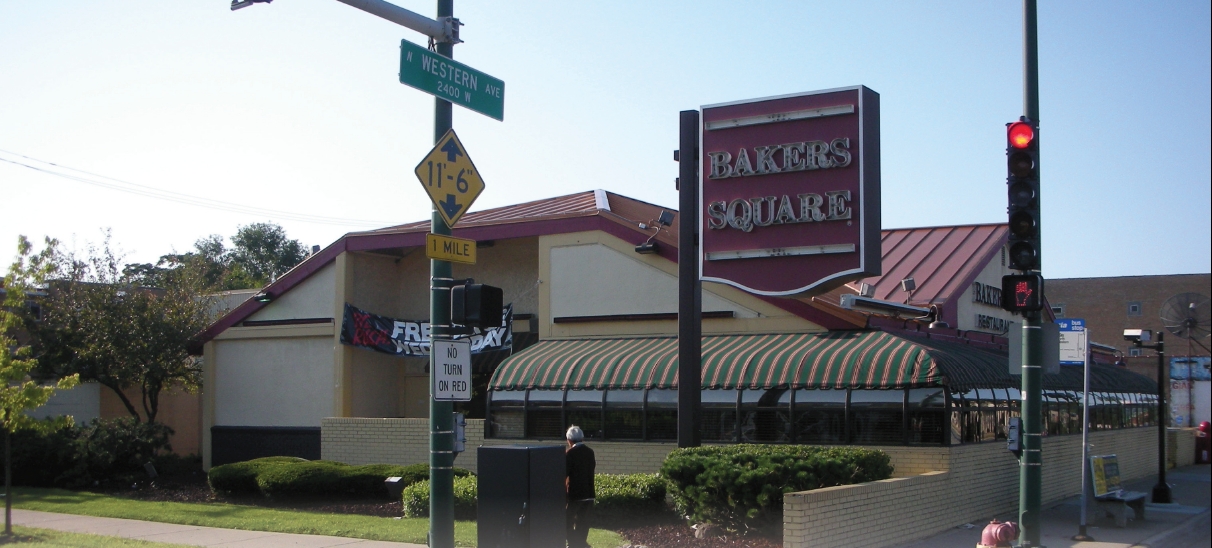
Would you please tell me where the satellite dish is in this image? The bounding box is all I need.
[1160,292,1211,340]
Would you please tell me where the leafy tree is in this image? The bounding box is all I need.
[21,234,211,425]
[2,236,79,535]
[123,223,304,291]
[230,222,307,285]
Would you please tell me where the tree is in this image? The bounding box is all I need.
[123,223,305,291]
[2,236,78,535]
[230,222,307,286]
[21,234,211,425]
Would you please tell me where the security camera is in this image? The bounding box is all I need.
[1123,329,1152,343]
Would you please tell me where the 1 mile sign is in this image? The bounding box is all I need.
[400,39,504,121]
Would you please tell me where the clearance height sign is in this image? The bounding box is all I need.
[700,86,882,296]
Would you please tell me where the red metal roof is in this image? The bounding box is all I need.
[857,224,1008,307]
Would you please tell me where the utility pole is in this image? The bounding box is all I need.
[1018,1,1044,546]
[428,4,456,547]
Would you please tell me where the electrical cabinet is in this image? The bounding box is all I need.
[477,445,566,548]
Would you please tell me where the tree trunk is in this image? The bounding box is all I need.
[102,381,142,423]
[5,430,12,536]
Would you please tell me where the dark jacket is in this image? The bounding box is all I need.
[566,442,596,501]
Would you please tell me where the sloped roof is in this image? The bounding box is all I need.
[194,193,1004,349]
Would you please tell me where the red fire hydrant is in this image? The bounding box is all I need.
[1197,421,1211,464]
[978,519,1019,548]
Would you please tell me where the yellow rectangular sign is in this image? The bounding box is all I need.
[426,233,477,264]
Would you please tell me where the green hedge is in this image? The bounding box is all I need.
[401,475,479,519]
[12,418,174,489]
[593,473,669,523]
[208,459,469,499]
[401,472,669,523]
[659,444,893,531]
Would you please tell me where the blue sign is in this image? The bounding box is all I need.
[1056,318,1085,331]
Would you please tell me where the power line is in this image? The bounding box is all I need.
[0,149,397,228]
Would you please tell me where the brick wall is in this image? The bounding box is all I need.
[321,418,948,476]
[784,427,1157,548]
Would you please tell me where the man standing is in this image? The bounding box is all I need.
[565,425,595,548]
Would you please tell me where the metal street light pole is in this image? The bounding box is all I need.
[1147,332,1172,503]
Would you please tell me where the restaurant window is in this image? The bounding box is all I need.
[488,390,524,439]
[740,388,791,443]
[850,389,904,445]
[566,389,603,440]
[603,389,643,440]
[525,389,564,439]
[908,388,946,445]
[794,389,847,445]
[645,389,678,441]
[700,389,739,442]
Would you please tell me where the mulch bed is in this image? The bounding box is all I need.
[101,471,782,547]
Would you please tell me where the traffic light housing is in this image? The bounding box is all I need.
[1001,273,1043,312]
[1006,117,1040,271]
[451,282,503,328]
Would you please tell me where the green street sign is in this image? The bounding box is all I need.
[399,39,504,121]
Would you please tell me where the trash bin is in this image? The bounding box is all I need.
[477,445,566,548]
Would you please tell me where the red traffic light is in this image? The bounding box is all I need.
[1008,121,1034,149]
[1001,274,1043,312]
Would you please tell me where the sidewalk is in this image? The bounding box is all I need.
[11,509,428,548]
[894,464,1211,548]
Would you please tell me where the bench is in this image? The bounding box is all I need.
[1086,454,1147,527]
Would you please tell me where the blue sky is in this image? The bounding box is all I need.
[2,1,1209,279]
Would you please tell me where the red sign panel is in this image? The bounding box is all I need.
[699,86,881,296]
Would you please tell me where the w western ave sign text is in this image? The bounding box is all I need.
[400,39,504,121]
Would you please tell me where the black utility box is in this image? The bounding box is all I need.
[477,445,566,548]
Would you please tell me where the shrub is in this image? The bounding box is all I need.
[12,417,174,489]
[660,444,893,531]
[208,457,306,495]
[594,473,669,524]
[10,421,78,487]
[207,458,470,500]
[401,475,478,519]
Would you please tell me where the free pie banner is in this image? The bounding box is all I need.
[699,86,882,296]
[340,303,512,357]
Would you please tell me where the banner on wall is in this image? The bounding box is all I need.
[340,302,512,357]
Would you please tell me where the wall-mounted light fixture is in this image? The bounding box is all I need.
[253,291,274,303]
[840,294,930,319]
[858,282,875,297]
[634,210,673,255]
[900,277,916,303]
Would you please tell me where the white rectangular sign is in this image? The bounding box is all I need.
[1057,318,1087,366]
[432,339,471,401]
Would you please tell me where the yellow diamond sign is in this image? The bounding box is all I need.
[414,129,485,227]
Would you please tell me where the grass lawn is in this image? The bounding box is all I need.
[12,488,627,547]
[1,526,184,547]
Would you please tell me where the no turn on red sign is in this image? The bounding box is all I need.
[432,339,471,401]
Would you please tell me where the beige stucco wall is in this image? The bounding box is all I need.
[955,244,1020,335]
[539,231,826,339]
[246,263,335,321]
[211,333,336,427]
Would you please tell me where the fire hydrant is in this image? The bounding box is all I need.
[1197,421,1211,464]
[978,519,1019,548]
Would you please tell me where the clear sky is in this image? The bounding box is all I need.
[2,1,1209,279]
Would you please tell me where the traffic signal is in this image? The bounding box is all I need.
[451,282,503,328]
[1001,274,1043,312]
[1006,117,1040,271]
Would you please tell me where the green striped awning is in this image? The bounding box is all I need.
[488,331,947,391]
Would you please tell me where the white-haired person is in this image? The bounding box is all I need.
[564,425,596,548]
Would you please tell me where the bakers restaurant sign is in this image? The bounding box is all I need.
[699,86,882,296]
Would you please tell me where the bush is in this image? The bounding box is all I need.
[594,473,670,524]
[401,475,478,519]
[207,458,471,500]
[660,444,893,531]
[11,418,174,489]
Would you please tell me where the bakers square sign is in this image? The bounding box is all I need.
[699,86,881,296]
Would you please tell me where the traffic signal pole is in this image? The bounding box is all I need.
[1018,1,1043,546]
[429,2,455,546]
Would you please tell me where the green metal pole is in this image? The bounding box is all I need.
[428,1,455,546]
[1020,1,1043,546]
